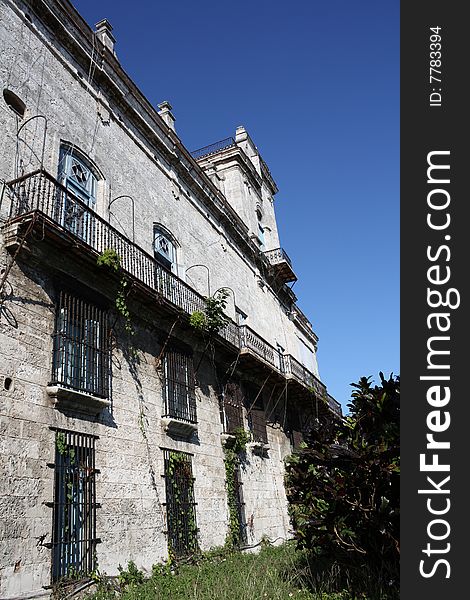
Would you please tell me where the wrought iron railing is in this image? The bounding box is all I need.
[5,170,230,337]
[4,170,338,412]
[190,137,236,160]
[285,354,327,397]
[327,394,342,418]
[264,247,293,268]
[239,325,284,373]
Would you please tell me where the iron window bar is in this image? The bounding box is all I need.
[221,382,244,434]
[162,449,198,558]
[50,429,98,582]
[162,350,197,424]
[51,291,110,399]
[248,407,269,445]
[232,463,248,547]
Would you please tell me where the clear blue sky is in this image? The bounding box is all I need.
[72,0,399,414]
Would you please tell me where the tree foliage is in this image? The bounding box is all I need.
[285,373,400,590]
[189,288,229,336]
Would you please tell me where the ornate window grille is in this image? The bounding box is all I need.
[153,225,178,272]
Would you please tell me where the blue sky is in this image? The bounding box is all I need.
[72,0,399,414]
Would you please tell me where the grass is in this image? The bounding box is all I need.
[86,542,398,600]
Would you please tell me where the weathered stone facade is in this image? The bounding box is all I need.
[0,0,341,596]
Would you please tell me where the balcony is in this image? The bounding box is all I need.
[327,394,342,419]
[239,325,284,375]
[264,247,297,283]
[2,170,339,418]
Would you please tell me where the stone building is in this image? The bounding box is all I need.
[0,0,341,596]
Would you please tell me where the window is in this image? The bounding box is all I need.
[235,307,247,326]
[57,145,99,244]
[58,146,97,206]
[163,450,198,557]
[51,291,110,398]
[220,382,244,434]
[51,430,98,582]
[257,224,265,250]
[154,225,177,272]
[162,350,197,423]
[246,389,268,445]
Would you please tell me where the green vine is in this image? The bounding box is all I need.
[96,248,121,272]
[55,432,67,455]
[97,249,135,338]
[223,447,243,549]
[55,433,75,463]
[230,426,249,454]
[167,452,199,557]
[190,288,229,336]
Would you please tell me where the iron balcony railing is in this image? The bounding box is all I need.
[264,247,293,268]
[4,170,337,411]
[285,354,327,399]
[327,394,342,418]
[239,325,285,373]
[5,170,236,344]
[190,137,236,160]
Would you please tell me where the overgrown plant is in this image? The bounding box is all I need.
[285,372,400,598]
[117,561,145,588]
[223,447,243,549]
[166,452,199,558]
[97,249,135,337]
[189,288,229,336]
[231,426,249,453]
[223,426,249,549]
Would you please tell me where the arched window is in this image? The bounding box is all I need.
[57,144,101,244]
[154,224,178,272]
[58,145,98,208]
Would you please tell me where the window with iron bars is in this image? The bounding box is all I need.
[51,291,110,398]
[162,350,197,423]
[247,391,268,445]
[163,449,198,557]
[51,429,98,582]
[220,382,244,434]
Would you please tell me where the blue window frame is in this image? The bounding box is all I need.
[153,225,177,272]
[57,146,98,243]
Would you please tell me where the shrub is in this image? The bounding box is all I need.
[285,373,400,598]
